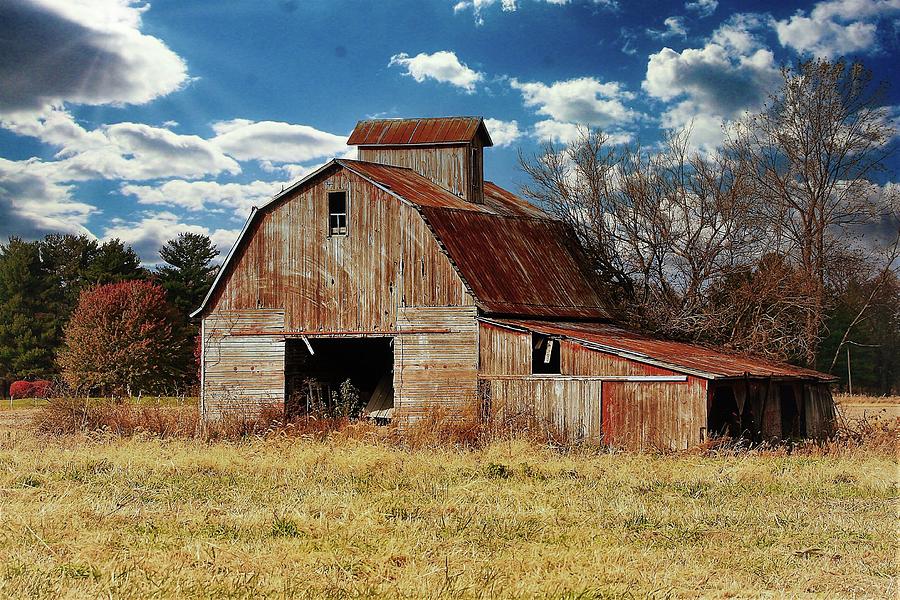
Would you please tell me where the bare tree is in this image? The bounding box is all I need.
[520,128,763,342]
[726,59,896,365]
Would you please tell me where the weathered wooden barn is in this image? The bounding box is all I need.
[193,116,835,449]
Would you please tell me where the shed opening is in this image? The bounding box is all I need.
[531,333,560,374]
[708,382,759,440]
[285,337,393,420]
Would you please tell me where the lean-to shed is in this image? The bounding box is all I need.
[193,116,836,449]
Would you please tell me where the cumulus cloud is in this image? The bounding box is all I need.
[210,119,348,164]
[647,16,688,39]
[773,0,900,57]
[4,110,240,182]
[685,0,718,17]
[483,118,522,147]
[511,76,640,127]
[0,158,94,239]
[388,51,484,92]
[120,180,282,214]
[643,15,780,148]
[102,211,242,265]
[0,0,188,115]
[532,120,633,145]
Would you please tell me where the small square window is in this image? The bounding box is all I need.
[328,191,347,236]
[532,333,560,374]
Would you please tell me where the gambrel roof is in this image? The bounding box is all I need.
[192,158,609,319]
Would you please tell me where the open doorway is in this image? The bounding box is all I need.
[779,384,805,439]
[284,337,393,420]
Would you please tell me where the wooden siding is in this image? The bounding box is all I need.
[394,306,479,420]
[207,166,472,331]
[483,377,603,442]
[478,322,530,375]
[561,340,679,377]
[359,145,471,201]
[602,377,708,450]
[202,310,285,419]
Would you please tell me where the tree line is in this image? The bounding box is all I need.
[0,232,218,395]
[520,59,899,394]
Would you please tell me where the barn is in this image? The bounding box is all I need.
[192,116,835,449]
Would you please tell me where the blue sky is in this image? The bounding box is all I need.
[0,0,898,262]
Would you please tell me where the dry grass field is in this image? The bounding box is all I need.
[835,394,900,422]
[0,403,896,599]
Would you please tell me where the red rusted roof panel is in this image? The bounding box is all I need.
[495,319,835,381]
[420,209,609,319]
[347,117,491,146]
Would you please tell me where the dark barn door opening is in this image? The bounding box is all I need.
[285,337,393,419]
[708,383,758,441]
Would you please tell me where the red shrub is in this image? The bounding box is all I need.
[31,380,51,398]
[9,381,33,399]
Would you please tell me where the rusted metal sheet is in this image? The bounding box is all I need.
[482,181,550,218]
[419,209,609,319]
[602,377,708,450]
[347,117,492,147]
[202,310,285,419]
[394,305,479,421]
[492,318,835,381]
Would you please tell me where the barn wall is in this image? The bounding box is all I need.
[478,322,531,375]
[202,310,285,419]
[359,145,470,200]
[482,377,603,442]
[602,377,708,450]
[394,305,479,421]
[207,166,472,331]
[561,340,678,376]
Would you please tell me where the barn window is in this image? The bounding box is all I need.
[532,333,560,374]
[328,191,348,236]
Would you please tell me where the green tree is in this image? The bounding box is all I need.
[83,239,147,285]
[0,238,57,379]
[155,233,219,318]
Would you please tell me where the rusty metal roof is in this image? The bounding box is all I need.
[347,117,493,147]
[338,160,610,319]
[488,318,835,381]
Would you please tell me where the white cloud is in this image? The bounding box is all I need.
[102,211,242,265]
[120,180,281,214]
[211,119,348,164]
[0,0,187,115]
[643,16,780,148]
[453,0,618,25]
[4,110,241,182]
[0,158,94,239]
[388,51,484,93]
[511,76,640,127]
[685,0,718,17]
[483,118,522,146]
[532,120,633,145]
[648,16,688,39]
[773,0,900,57]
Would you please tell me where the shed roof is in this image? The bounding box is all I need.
[347,117,493,147]
[485,318,836,381]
